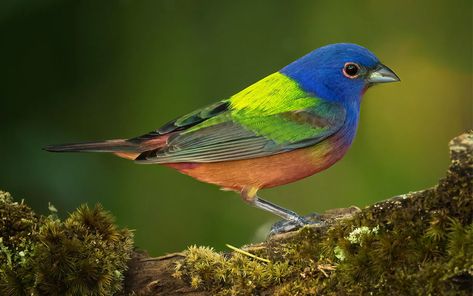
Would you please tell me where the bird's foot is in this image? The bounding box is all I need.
[269,213,323,236]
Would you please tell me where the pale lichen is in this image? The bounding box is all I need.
[346,225,379,245]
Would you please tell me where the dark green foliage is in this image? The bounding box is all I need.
[173,133,473,295]
[0,192,133,296]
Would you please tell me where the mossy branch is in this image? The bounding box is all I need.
[122,132,473,296]
[1,132,472,295]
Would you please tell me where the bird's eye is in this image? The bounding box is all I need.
[343,63,360,78]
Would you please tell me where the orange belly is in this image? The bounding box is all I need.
[163,138,349,191]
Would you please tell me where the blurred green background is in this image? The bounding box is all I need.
[1,0,471,255]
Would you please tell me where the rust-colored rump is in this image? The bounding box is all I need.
[164,142,346,191]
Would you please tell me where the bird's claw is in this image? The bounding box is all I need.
[269,212,323,236]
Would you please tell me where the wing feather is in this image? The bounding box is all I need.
[135,73,347,163]
[136,101,346,163]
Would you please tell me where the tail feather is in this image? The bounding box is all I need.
[44,139,140,153]
[44,134,170,161]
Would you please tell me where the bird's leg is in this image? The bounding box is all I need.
[241,188,313,233]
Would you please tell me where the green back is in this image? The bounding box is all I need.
[136,73,346,163]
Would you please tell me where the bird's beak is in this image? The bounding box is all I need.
[367,64,400,84]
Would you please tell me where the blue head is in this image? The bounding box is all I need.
[281,43,399,105]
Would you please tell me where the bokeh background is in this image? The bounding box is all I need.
[1,0,471,255]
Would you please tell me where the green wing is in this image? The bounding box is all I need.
[136,73,346,163]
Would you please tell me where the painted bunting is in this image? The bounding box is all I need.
[45,43,399,230]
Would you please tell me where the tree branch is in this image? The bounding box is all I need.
[121,132,472,295]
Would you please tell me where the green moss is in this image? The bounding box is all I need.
[0,192,133,296]
[173,133,473,295]
[174,245,298,295]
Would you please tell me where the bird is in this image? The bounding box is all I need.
[45,43,399,231]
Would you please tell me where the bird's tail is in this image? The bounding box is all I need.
[44,131,171,160]
[44,138,162,160]
[43,139,140,153]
